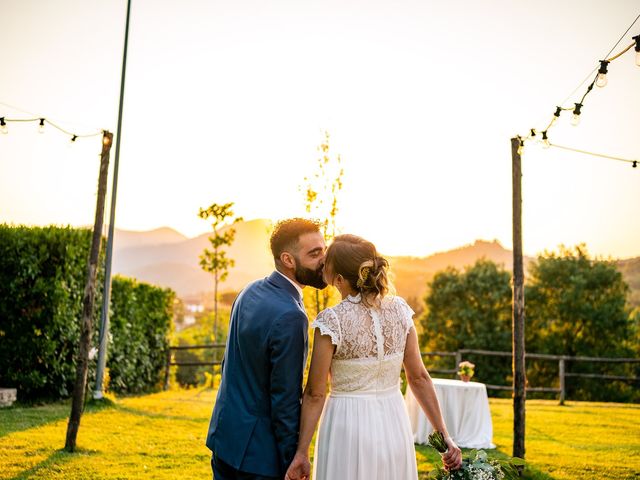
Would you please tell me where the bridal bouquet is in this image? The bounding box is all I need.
[427,431,524,480]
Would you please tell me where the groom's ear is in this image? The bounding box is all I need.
[280,251,296,270]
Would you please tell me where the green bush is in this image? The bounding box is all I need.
[0,225,101,400]
[0,225,174,401]
[108,276,174,393]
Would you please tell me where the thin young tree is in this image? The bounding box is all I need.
[300,130,344,315]
[198,202,242,342]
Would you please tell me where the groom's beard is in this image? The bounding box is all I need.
[294,262,327,289]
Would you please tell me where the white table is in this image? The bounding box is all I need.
[404,378,495,449]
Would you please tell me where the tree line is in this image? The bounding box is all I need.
[419,245,640,402]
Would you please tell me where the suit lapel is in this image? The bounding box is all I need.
[267,271,304,308]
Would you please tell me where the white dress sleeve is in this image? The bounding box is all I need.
[394,296,415,335]
[311,308,341,348]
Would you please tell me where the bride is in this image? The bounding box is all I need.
[286,234,462,480]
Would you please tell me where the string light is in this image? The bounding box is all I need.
[0,114,103,142]
[521,17,639,169]
[570,103,583,126]
[595,60,609,87]
[541,130,550,149]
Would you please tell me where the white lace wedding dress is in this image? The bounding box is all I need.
[311,294,418,480]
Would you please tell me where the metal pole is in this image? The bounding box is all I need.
[94,0,132,399]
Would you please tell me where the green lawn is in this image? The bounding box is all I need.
[1,389,638,479]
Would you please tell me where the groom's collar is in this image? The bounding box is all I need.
[273,270,303,299]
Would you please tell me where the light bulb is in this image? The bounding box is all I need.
[595,73,607,87]
[38,118,45,134]
[636,51,640,67]
[0,118,7,134]
[541,131,550,149]
[595,60,609,88]
[570,103,582,126]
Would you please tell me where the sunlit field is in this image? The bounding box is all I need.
[1,389,638,479]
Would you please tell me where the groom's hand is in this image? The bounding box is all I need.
[285,452,310,480]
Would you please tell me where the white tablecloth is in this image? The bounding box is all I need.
[404,378,495,449]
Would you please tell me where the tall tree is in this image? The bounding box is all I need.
[198,202,242,341]
[525,245,637,401]
[418,259,513,386]
[300,130,344,315]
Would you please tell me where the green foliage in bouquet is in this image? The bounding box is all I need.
[427,431,525,480]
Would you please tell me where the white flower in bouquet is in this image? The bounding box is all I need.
[427,431,524,480]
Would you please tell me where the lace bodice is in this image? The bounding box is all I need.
[311,295,415,392]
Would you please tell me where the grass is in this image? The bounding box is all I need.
[0,390,638,479]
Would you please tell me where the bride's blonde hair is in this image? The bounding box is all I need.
[325,234,391,306]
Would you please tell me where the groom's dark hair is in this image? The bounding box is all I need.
[270,218,322,264]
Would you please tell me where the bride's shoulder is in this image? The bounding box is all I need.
[381,295,408,308]
[381,295,414,315]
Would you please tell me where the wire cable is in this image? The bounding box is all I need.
[559,13,640,106]
[549,143,638,167]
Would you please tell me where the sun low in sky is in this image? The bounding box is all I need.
[1,0,639,258]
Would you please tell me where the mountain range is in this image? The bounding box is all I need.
[112,219,640,307]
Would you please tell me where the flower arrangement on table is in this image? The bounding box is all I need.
[428,431,524,480]
[457,361,475,382]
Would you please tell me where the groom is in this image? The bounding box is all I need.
[206,218,327,479]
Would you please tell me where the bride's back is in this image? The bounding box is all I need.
[312,294,415,393]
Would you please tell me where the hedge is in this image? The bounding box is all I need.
[0,225,174,401]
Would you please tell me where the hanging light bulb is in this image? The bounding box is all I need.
[38,118,45,134]
[549,106,562,128]
[634,35,640,67]
[595,60,609,88]
[517,138,524,155]
[571,103,582,126]
[541,130,550,149]
[0,117,7,134]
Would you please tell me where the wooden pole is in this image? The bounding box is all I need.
[65,131,113,452]
[511,137,526,461]
[559,358,566,405]
[164,348,172,391]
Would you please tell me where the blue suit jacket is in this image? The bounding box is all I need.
[206,271,308,477]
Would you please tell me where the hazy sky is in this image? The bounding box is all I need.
[1,0,638,258]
